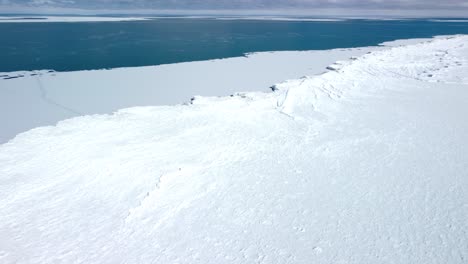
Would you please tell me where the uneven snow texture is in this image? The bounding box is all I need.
[1,35,468,263]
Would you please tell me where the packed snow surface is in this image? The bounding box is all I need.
[1,35,468,263]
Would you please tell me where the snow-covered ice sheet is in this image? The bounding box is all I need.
[1,35,468,263]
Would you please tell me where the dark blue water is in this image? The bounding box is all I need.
[1,18,468,72]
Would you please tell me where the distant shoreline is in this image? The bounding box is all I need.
[0,16,150,22]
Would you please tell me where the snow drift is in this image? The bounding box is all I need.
[0,35,467,263]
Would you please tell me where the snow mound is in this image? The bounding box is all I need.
[1,35,468,263]
[274,35,468,118]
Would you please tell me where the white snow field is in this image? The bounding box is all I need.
[0,47,382,143]
[1,35,468,263]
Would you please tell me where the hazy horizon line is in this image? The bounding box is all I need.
[1,7,468,18]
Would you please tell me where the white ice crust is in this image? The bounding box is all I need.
[1,35,468,263]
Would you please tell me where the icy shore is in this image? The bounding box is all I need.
[0,38,432,143]
[0,47,381,143]
[0,35,467,263]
